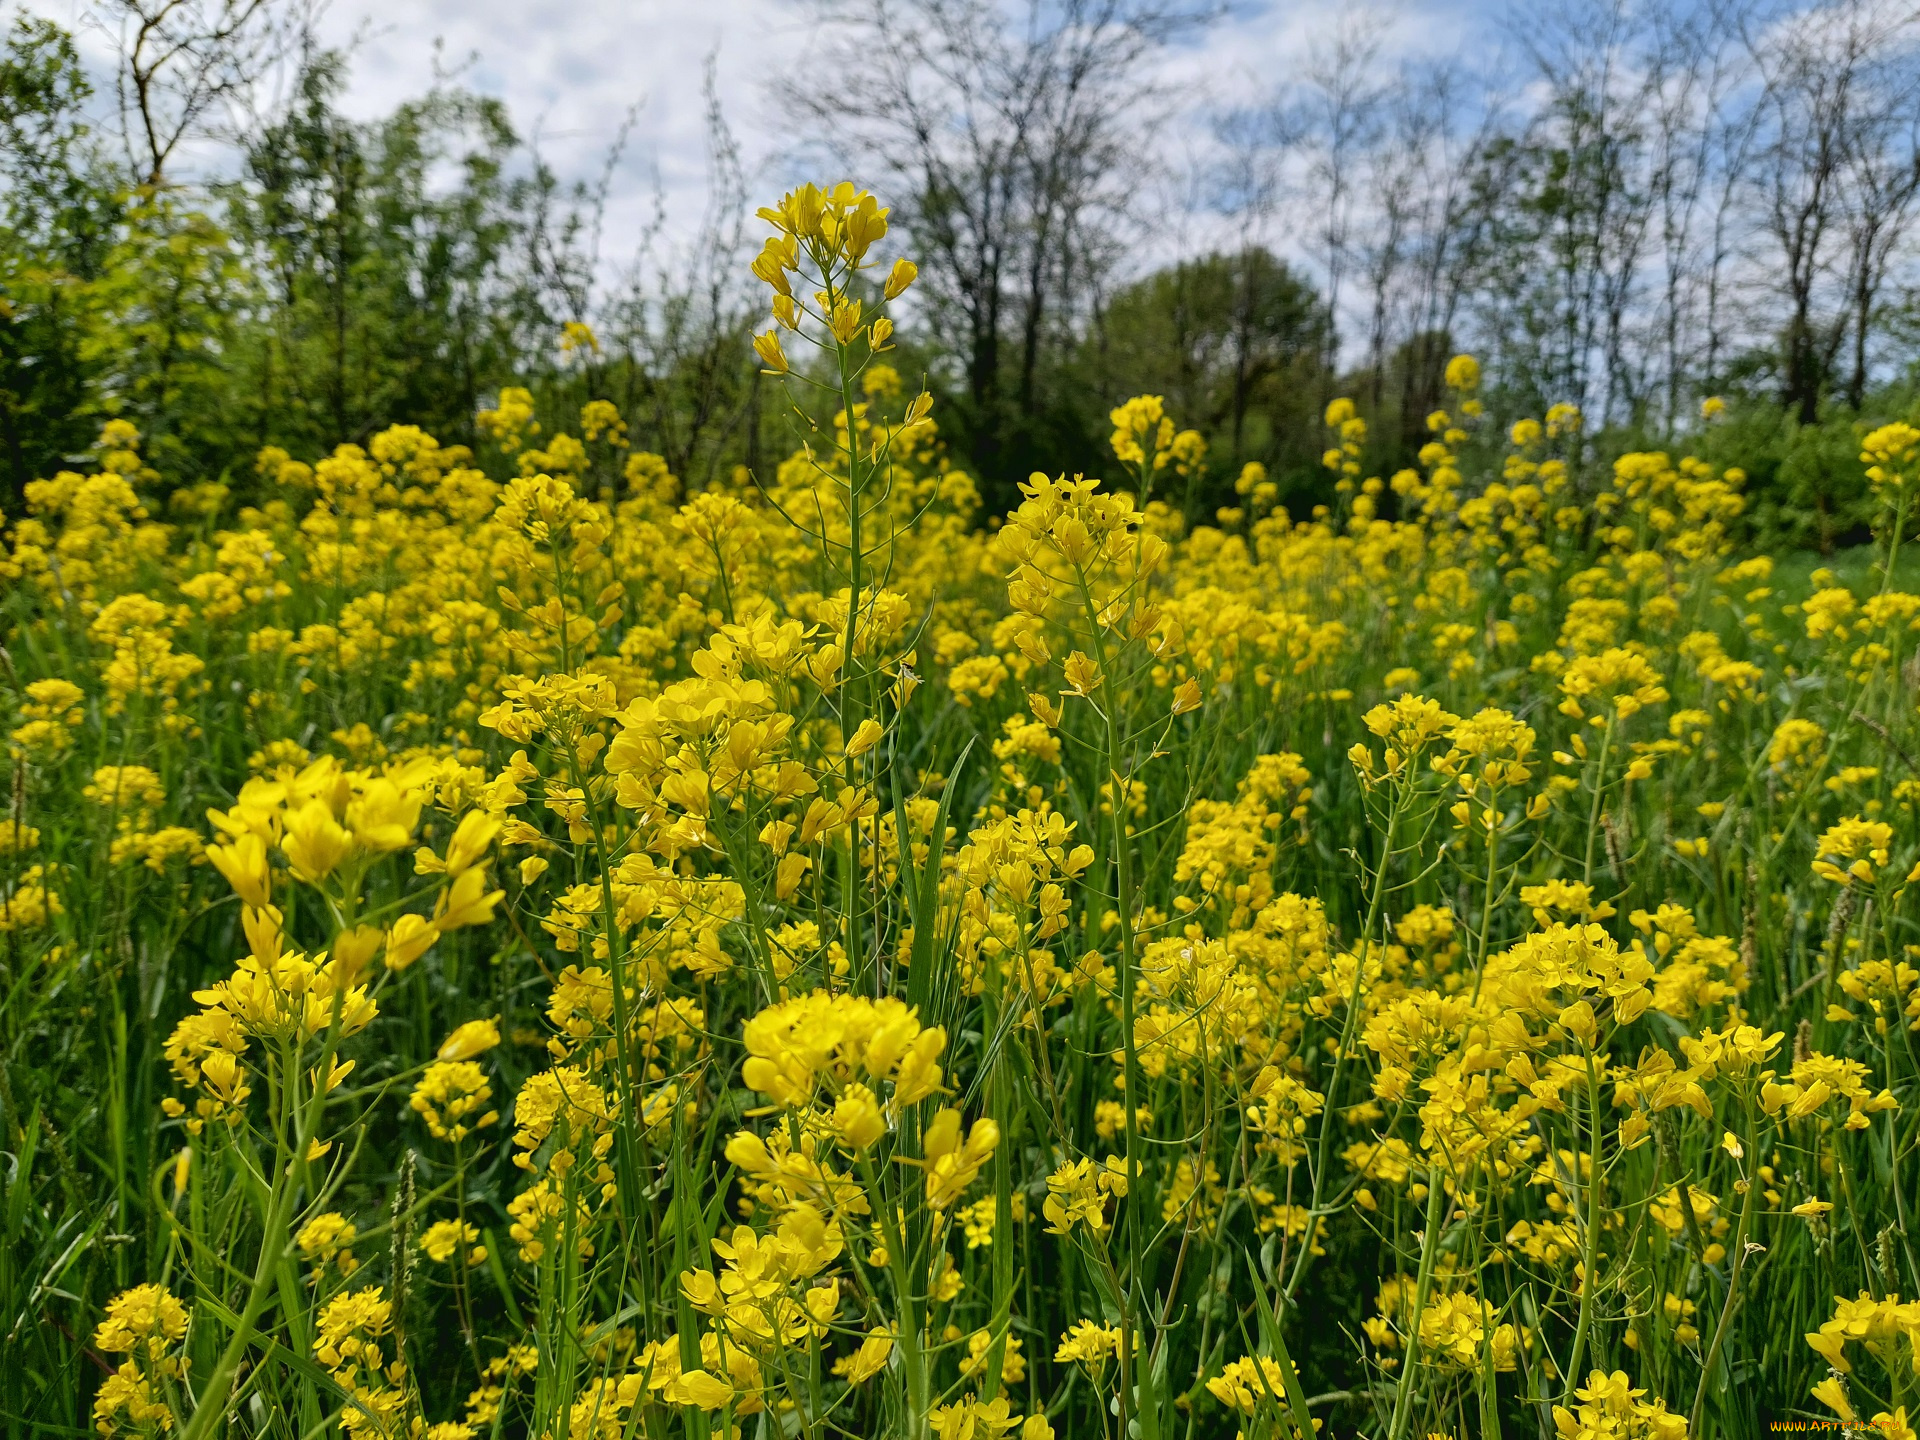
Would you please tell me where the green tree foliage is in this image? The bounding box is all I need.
[9,6,1920,548]
[1080,247,1333,511]
[0,15,119,503]
[228,55,531,457]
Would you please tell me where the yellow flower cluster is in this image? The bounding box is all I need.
[91,1286,189,1437]
[30,190,1920,1439]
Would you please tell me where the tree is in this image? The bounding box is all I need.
[1084,247,1331,503]
[1295,10,1388,386]
[1831,14,1920,408]
[95,0,298,188]
[780,0,1213,499]
[1744,0,1920,423]
[0,15,120,502]
[600,59,764,490]
[229,49,530,456]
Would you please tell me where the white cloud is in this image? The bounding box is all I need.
[20,0,806,269]
[17,0,1493,284]
[309,0,810,279]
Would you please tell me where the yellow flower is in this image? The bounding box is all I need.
[94,1285,189,1359]
[1109,394,1175,474]
[412,1061,497,1143]
[930,1397,1022,1440]
[92,1361,175,1435]
[442,810,503,876]
[206,832,271,908]
[1812,816,1894,885]
[833,1331,894,1383]
[433,867,504,930]
[846,718,885,756]
[297,1213,359,1274]
[739,991,946,1109]
[1557,649,1667,723]
[1810,1377,1854,1419]
[313,1286,394,1375]
[420,1219,484,1265]
[84,765,166,810]
[1549,1369,1689,1440]
[1208,1354,1293,1413]
[438,1018,501,1061]
[753,329,789,374]
[959,1329,1025,1385]
[282,799,354,882]
[385,913,439,970]
[344,779,420,853]
[664,1369,733,1409]
[1043,1157,1127,1236]
[921,1107,999,1208]
[1055,1319,1124,1368]
[833,1083,887,1150]
[1062,651,1100,696]
[756,181,890,264]
[1862,421,1920,489]
[1444,354,1480,391]
[884,258,917,299]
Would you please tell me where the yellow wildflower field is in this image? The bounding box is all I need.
[5,183,1919,1439]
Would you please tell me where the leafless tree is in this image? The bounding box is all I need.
[92,0,301,186]
[1832,19,1920,406]
[1387,63,1511,438]
[1742,0,1919,421]
[1210,98,1299,451]
[1510,0,1656,421]
[769,0,1920,466]
[781,0,1213,478]
[1294,10,1388,380]
[1355,70,1480,410]
[1638,0,1758,424]
[1690,1,1768,396]
[607,58,764,489]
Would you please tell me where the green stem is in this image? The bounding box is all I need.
[1689,1110,1760,1435]
[1285,783,1406,1309]
[1071,560,1148,1440]
[1560,1050,1604,1404]
[1385,1168,1447,1440]
[1581,715,1615,888]
[1879,490,1908,600]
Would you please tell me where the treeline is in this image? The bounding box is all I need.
[6,0,1920,546]
[1242,0,1920,545]
[0,12,772,499]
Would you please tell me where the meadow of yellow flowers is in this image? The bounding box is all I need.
[4,182,1920,1440]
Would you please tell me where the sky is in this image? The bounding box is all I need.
[16,0,1482,279]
